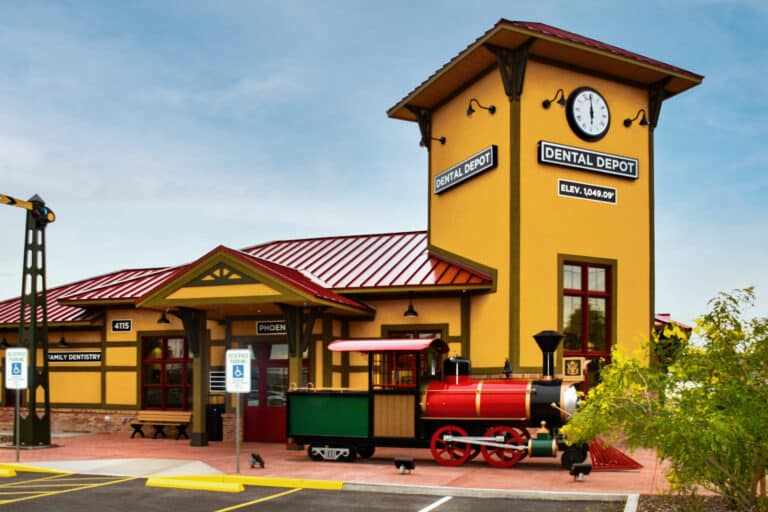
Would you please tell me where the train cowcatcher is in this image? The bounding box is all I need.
[285,331,588,469]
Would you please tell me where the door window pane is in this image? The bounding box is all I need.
[269,344,289,360]
[266,368,288,407]
[248,363,260,406]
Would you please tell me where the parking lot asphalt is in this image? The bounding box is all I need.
[0,470,625,512]
[0,432,663,511]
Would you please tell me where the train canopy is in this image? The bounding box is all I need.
[328,338,449,353]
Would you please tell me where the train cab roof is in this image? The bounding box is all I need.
[328,338,449,353]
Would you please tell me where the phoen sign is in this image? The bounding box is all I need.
[434,145,498,194]
[539,141,638,180]
[257,320,286,335]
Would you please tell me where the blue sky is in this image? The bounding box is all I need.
[0,1,765,325]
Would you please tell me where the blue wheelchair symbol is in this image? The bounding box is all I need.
[232,364,244,379]
[11,362,22,376]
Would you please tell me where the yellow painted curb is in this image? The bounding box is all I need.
[0,464,68,474]
[0,468,16,478]
[164,474,344,491]
[145,477,244,493]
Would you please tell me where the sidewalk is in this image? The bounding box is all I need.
[0,432,668,495]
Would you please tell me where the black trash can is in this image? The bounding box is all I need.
[206,404,225,441]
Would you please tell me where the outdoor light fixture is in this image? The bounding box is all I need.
[542,88,567,109]
[57,336,70,348]
[466,98,496,116]
[431,136,446,145]
[403,293,418,317]
[157,310,171,324]
[623,109,649,127]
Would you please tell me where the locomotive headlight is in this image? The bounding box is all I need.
[562,385,580,419]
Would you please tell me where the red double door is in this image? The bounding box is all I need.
[244,342,307,442]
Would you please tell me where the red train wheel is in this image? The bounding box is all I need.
[430,425,471,466]
[481,426,525,468]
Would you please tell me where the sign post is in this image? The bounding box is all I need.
[225,349,251,473]
[5,348,29,462]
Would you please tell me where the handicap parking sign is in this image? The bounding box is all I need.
[5,348,28,390]
[225,349,251,393]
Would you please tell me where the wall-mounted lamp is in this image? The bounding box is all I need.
[57,336,70,348]
[403,293,418,318]
[466,98,496,117]
[157,310,171,324]
[542,88,567,109]
[0,337,10,348]
[623,109,649,127]
[431,136,446,145]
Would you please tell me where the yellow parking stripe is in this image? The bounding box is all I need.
[0,475,136,506]
[214,487,303,512]
[0,472,75,488]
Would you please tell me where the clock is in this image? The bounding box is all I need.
[566,87,610,142]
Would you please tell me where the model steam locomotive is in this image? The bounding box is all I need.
[286,331,588,468]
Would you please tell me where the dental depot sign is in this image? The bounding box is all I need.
[434,145,498,194]
[538,141,639,179]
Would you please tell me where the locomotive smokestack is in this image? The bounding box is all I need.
[533,330,563,379]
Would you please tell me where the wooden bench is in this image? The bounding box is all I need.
[130,410,191,440]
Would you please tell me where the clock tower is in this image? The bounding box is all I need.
[388,20,702,379]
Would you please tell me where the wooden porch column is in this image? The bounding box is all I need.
[175,307,209,447]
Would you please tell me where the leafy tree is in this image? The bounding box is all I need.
[561,288,768,510]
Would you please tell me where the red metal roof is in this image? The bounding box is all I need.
[388,19,703,121]
[243,231,492,291]
[509,21,702,80]
[329,338,449,353]
[0,268,168,325]
[0,232,493,326]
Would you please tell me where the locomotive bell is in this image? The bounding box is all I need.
[533,330,564,379]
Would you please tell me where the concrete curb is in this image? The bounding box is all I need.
[624,493,639,512]
[343,481,630,502]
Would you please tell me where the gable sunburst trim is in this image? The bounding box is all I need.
[187,262,259,287]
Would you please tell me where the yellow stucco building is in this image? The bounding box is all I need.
[0,20,701,445]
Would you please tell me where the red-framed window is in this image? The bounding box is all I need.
[372,329,444,389]
[141,336,192,410]
[562,262,612,357]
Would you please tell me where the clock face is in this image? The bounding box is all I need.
[566,87,610,142]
